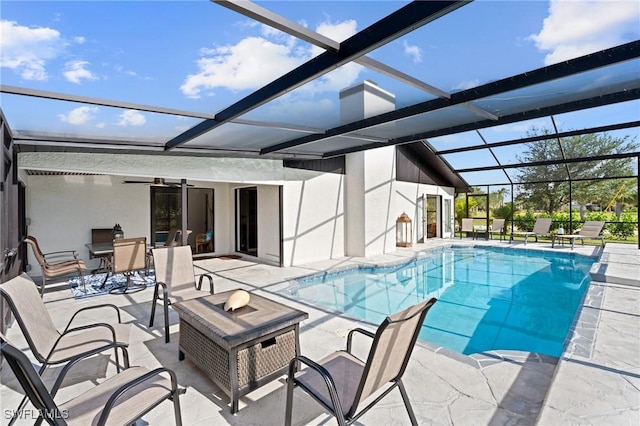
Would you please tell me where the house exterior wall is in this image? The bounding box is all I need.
[342,80,397,257]
[282,168,345,266]
[395,181,456,240]
[24,174,150,274]
[19,152,348,272]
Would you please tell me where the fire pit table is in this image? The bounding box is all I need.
[172,290,308,413]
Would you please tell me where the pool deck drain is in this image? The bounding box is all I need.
[1,241,638,425]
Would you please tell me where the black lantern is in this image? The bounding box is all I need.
[112,223,124,240]
[396,212,412,247]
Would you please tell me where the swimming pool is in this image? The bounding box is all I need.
[282,246,596,357]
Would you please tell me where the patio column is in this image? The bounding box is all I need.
[341,80,397,257]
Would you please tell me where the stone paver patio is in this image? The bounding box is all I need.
[1,240,638,425]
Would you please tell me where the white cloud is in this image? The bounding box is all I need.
[530,0,640,65]
[403,40,422,63]
[117,110,146,126]
[0,20,65,80]
[74,36,85,44]
[452,79,480,91]
[181,36,305,98]
[58,106,99,125]
[180,19,362,99]
[63,60,98,84]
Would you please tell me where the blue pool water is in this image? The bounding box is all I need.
[282,246,595,357]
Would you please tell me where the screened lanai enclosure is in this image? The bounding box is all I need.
[1,0,639,262]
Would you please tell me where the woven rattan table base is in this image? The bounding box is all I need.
[180,319,296,389]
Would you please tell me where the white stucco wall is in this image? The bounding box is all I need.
[283,168,345,266]
[395,181,456,241]
[20,152,350,271]
[24,174,150,275]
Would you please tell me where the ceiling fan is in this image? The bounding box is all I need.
[122,178,192,187]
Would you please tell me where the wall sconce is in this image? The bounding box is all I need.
[396,212,413,248]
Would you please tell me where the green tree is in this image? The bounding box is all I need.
[515,129,638,215]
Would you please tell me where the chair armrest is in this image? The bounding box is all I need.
[63,304,123,332]
[50,342,128,397]
[98,367,183,426]
[43,250,79,260]
[346,327,375,354]
[197,274,214,293]
[46,322,119,366]
[288,355,345,417]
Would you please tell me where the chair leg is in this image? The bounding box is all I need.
[149,286,159,327]
[164,298,170,343]
[40,275,46,297]
[77,268,86,292]
[397,379,418,426]
[285,374,295,426]
[172,391,183,426]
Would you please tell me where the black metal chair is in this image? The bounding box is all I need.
[285,297,437,426]
[0,273,130,425]
[0,337,184,426]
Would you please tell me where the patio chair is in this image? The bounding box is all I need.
[0,338,183,426]
[195,230,213,253]
[284,297,437,426]
[0,273,130,425]
[23,235,88,296]
[488,218,506,241]
[460,218,475,239]
[510,218,552,245]
[90,228,113,274]
[111,236,149,294]
[150,246,214,343]
[552,220,606,250]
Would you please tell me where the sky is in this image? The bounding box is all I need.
[1,0,639,184]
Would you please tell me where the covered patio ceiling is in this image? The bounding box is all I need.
[2,0,639,189]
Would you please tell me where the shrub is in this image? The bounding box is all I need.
[609,211,637,239]
[513,211,536,231]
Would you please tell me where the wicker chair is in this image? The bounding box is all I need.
[0,273,130,424]
[23,235,87,296]
[150,246,214,343]
[285,297,437,426]
[195,230,213,253]
[1,338,183,426]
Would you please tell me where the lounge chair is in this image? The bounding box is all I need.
[510,218,552,245]
[488,218,506,241]
[460,218,475,239]
[0,273,130,424]
[552,220,606,250]
[285,297,437,426]
[23,235,88,296]
[150,246,214,343]
[0,338,183,426]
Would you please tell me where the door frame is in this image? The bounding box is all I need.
[235,186,258,256]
